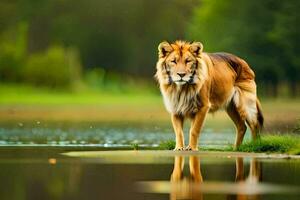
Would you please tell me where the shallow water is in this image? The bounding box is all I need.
[0,121,249,148]
[0,149,299,200]
[0,122,299,200]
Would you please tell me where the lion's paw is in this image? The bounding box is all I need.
[185,145,198,151]
[173,146,185,151]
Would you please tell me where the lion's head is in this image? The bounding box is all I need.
[155,40,205,86]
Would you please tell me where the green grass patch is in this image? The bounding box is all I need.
[158,135,300,155]
[237,134,300,154]
[200,146,234,152]
[131,143,139,150]
[0,83,161,106]
[159,140,176,150]
[158,140,233,151]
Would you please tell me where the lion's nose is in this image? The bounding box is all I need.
[177,72,186,78]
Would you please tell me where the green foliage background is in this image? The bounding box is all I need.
[187,0,300,96]
[0,0,299,96]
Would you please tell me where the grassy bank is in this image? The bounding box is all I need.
[159,134,300,155]
[1,84,300,107]
[0,84,299,132]
[237,135,300,155]
[0,84,160,106]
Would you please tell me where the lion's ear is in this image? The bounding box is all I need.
[158,41,173,58]
[190,42,203,57]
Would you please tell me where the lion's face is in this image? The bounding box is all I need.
[156,41,203,86]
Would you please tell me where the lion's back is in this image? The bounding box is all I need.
[208,52,255,82]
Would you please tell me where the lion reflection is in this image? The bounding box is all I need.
[170,156,261,200]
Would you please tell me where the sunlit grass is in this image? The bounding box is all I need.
[158,135,300,155]
[158,139,233,151]
[0,84,299,131]
[159,140,176,150]
[0,84,161,106]
[1,84,300,108]
[237,134,300,155]
[131,143,139,150]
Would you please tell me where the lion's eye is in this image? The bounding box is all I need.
[185,60,192,64]
[171,59,177,64]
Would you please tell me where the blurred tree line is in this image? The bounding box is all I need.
[188,0,300,97]
[0,0,299,96]
[0,0,196,90]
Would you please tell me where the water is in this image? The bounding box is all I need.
[0,150,299,200]
[0,122,244,148]
[0,122,299,200]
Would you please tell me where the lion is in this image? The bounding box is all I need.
[155,40,264,151]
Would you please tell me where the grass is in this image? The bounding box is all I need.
[158,140,233,151]
[0,84,168,122]
[1,84,300,108]
[131,143,139,150]
[159,140,176,150]
[159,134,300,155]
[0,84,161,106]
[237,134,300,155]
[0,83,299,132]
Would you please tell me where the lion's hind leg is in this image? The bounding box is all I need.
[226,100,247,149]
[245,99,264,140]
[238,88,263,140]
[231,80,263,143]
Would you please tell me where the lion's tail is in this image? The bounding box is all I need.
[232,81,264,135]
[256,99,264,133]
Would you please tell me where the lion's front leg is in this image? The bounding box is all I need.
[186,106,209,151]
[171,114,185,151]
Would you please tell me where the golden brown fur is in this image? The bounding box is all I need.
[155,41,264,150]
